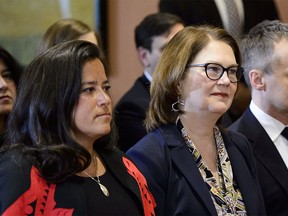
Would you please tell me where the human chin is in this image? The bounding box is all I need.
[208,102,230,114]
[99,121,111,133]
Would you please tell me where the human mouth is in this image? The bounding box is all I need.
[211,92,229,98]
[0,95,12,103]
[96,112,111,118]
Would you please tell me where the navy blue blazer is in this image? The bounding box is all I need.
[127,124,265,215]
[229,108,288,215]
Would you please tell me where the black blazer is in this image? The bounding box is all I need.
[229,108,288,215]
[159,0,279,34]
[114,75,150,152]
[127,124,266,215]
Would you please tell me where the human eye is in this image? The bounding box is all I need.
[82,87,95,93]
[228,67,238,75]
[207,64,222,75]
[103,84,111,92]
[2,70,13,81]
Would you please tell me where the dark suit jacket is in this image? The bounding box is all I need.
[229,108,288,215]
[0,147,155,215]
[114,75,150,152]
[127,124,266,215]
[159,0,279,34]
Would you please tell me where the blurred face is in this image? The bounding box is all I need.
[73,58,112,146]
[178,40,238,116]
[78,31,98,45]
[140,23,184,75]
[263,39,288,116]
[0,59,17,117]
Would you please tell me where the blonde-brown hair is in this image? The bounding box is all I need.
[145,25,242,131]
[37,18,96,55]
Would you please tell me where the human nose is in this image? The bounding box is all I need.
[0,76,8,91]
[97,90,111,106]
[217,70,231,85]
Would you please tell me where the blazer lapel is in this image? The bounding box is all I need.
[139,75,151,95]
[223,133,261,214]
[240,109,288,194]
[162,125,217,215]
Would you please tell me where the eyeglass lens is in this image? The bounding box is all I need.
[206,63,242,82]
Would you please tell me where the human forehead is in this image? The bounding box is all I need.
[191,40,236,65]
[81,58,107,83]
[273,38,288,63]
[0,59,7,69]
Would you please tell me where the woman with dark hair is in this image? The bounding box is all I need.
[0,47,22,146]
[37,18,99,54]
[0,40,155,215]
[127,26,265,215]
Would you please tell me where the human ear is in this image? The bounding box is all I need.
[249,69,266,91]
[177,81,182,95]
[137,47,150,67]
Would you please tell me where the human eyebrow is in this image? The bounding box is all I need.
[81,81,96,86]
[81,79,110,86]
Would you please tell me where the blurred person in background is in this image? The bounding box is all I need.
[37,18,100,54]
[115,13,184,152]
[0,46,22,147]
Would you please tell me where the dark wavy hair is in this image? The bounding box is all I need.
[0,46,22,87]
[3,40,116,183]
[0,47,23,132]
[135,12,184,51]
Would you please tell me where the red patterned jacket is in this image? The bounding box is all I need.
[0,148,156,215]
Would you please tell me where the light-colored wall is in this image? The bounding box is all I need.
[107,0,158,107]
[0,0,95,65]
[275,0,288,23]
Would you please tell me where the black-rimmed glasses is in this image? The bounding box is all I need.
[187,63,244,83]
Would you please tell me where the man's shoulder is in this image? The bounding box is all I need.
[115,76,150,110]
[229,108,255,132]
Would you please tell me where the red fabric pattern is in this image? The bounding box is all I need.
[3,166,74,216]
[122,157,156,216]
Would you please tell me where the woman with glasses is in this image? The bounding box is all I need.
[127,25,265,215]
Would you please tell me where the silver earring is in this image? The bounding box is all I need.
[171,96,185,112]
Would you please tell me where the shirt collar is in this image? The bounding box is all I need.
[143,70,152,82]
[250,100,286,142]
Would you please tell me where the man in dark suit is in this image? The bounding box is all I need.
[159,0,279,127]
[229,20,288,215]
[114,13,184,152]
[159,0,279,36]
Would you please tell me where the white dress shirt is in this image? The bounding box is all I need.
[144,70,152,82]
[250,101,288,169]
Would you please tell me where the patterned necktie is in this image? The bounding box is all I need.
[224,0,242,39]
[281,127,288,140]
